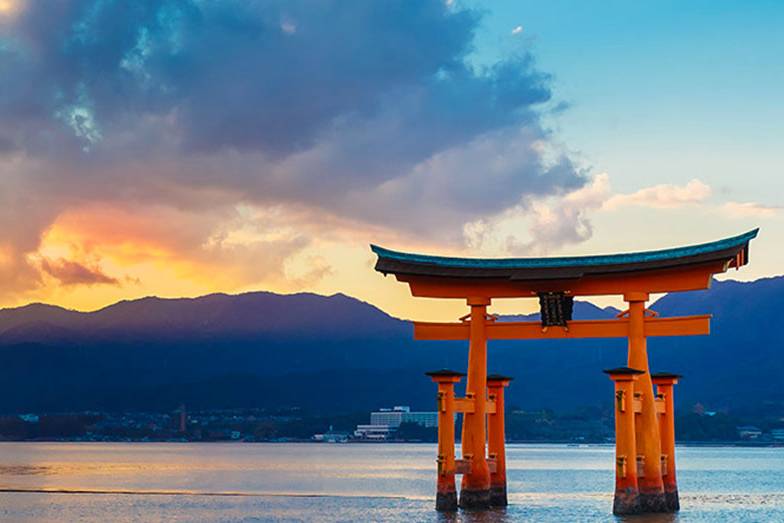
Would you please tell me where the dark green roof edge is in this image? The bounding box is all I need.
[651,372,683,379]
[371,229,758,270]
[603,367,646,375]
[487,374,514,382]
[425,369,466,378]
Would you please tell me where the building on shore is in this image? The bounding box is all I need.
[354,406,438,441]
[737,425,762,440]
[312,425,350,443]
[353,424,394,440]
[370,406,438,429]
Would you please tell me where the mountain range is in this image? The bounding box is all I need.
[1,276,782,414]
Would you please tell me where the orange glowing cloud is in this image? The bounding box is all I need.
[19,202,324,310]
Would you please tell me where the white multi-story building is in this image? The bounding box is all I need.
[400,410,438,428]
[369,406,438,429]
[353,406,439,440]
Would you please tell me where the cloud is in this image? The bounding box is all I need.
[45,203,317,286]
[512,25,523,35]
[0,0,20,17]
[523,172,611,250]
[463,174,717,255]
[465,173,608,254]
[0,1,586,302]
[722,201,780,218]
[604,179,711,209]
[39,258,119,286]
[0,1,552,159]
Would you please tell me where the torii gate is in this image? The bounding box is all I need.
[371,229,757,515]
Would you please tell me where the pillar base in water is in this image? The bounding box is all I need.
[665,488,680,512]
[435,490,458,512]
[459,488,491,509]
[612,487,641,515]
[638,490,669,513]
[489,485,507,507]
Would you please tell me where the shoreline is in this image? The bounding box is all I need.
[0,438,781,448]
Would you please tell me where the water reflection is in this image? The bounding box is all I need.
[617,513,679,523]
[437,509,680,523]
[438,507,512,523]
[0,465,51,476]
[0,443,781,522]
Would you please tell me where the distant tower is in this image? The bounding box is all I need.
[178,404,187,433]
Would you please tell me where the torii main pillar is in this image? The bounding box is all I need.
[625,292,667,512]
[459,297,492,508]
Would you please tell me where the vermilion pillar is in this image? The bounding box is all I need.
[652,372,681,512]
[426,369,465,511]
[625,293,667,512]
[460,297,491,509]
[604,367,644,515]
[487,374,512,507]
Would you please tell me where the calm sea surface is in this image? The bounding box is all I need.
[0,442,782,522]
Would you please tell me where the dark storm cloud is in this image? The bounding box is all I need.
[1,1,568,161]
[0,0,589,295]
[3,1,486,155]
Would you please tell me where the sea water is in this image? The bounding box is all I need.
[0,442,782,522]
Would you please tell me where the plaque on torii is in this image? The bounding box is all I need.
[371,229,757,515]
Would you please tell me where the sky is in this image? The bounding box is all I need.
[0,0,781,321]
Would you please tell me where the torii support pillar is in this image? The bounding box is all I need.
[487,374,512,507]
[653,372,681,512]
[605,367,645,515]
[459,297,492,509]
[426,369,465,511]
[625,293,668,512]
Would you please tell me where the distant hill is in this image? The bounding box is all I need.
[0,278,782,414]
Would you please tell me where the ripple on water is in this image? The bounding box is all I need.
[0,442,782,522]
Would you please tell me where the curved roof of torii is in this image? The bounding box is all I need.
[371,229,758,282]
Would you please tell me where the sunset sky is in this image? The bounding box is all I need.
[1,1,781,321]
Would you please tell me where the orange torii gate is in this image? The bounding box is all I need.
[371,229,757,514]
